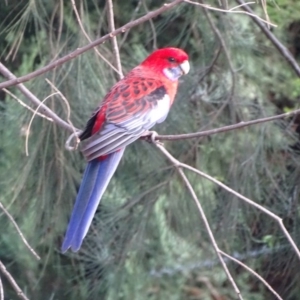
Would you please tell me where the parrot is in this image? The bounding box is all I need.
[62,47,190,252]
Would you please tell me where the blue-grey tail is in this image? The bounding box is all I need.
[61,148,125,253]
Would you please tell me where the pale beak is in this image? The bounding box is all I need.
[179,60,190,75]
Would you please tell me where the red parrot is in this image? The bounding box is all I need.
[62,47,190,252]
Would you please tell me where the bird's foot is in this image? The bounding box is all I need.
[141,131,164,146]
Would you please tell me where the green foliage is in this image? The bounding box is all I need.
[268,0,300,27]
[1,0,300,299]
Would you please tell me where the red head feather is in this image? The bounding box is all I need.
[140,47,189,77]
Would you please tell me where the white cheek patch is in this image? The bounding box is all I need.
[163,66,183,81]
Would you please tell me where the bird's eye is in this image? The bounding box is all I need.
[168,57,176,62]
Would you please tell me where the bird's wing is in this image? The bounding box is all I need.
[80,77,171,161]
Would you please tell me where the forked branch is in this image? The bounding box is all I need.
[154,142,292,300]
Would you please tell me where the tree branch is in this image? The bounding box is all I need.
[154,141,299,298]
[154,142,300,260]
[0,0,183,89]
[236,0,300,77]
[184,0,276,27]
[0,202,40,260]
[0,63,74,132]
[202,3,237,122]
[107,0,123,79]
[70,0,122,75]
[0,261,29,300]
[219,250,283,300]
[155,143,243,299]
[3,88,53,121]
[155,108,300,141]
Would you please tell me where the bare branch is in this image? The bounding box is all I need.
[0,202,40,260]
[202,3,237,121]
[107,0,123,79]
[0,261,30,300]
[70,0,122,76]
[236,0,300,77]
[45,79,81,151]
[0,63,73,132]
[219,250,283,300]
[153,144,300,260]
[184,0,277,27]
[155,108,300,141]
[3,88,53,121]
[259,0,270,29]
[45,79,79,139]
[25,92,59,156]
[119,0,143,48]
[142,0,158,50]
[154,141,300,298]
[0,0,184,89]
[24,82,80,156]
[155,143,243,300]
[192,174,300,258]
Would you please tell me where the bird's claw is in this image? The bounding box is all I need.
[141,131,164,146]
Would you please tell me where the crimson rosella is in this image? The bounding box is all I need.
[62,47,190,252]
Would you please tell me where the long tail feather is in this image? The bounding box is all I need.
[62,148,125,252]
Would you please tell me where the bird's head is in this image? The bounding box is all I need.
[140,47,190,81]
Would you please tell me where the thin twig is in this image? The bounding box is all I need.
[0,202,40,260]
[119,0,143,48]
[155,108,300,141]
[154,143,243,299]
[107,0,123,79]
[187,167,300,260]
[179,168,243,299]
[0,261,30,300]
[25,92,59,156]
[70,0,122,76]
[184,0,277,27]
[6,29,24,62]
[236,0,300,77]
[202,5,235,73]
[45,78,79,146]
[259,0,270,29]
[154,144,300,261]
[142,0,157,50]
[0,0,184,89]
[219,250,283,300]
[0,63,73,132]
[202,3,237,122]
[3,88,53,121]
